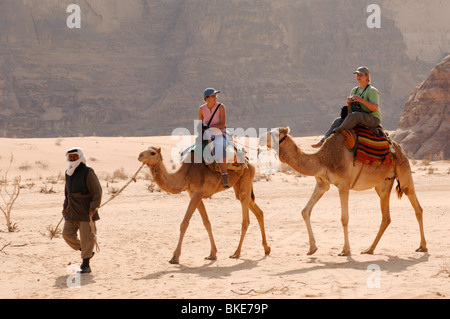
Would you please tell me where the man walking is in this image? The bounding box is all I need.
[62,147,102,274]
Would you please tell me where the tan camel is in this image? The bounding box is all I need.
[259,127,427,256]
[138,146,271,264]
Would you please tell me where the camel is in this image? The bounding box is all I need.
[259,127,427,256]
[138,146,271,264]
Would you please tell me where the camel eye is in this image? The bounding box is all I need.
[150,151,156,156]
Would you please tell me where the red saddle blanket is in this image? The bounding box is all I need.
[354,127,392,166]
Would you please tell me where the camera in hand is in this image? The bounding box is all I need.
[351,102,363,112]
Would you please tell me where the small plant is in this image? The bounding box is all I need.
[147,180,159,192]
[108,186,120,195]
[40,184,56,194]
[0,155,21,232]
[41,224,62,239]
[18,161,32,170]
[113,167,128,180]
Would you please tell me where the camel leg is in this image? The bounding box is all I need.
[302,178,330,255]
[230,193,251,259]
[197,200,218,261]
[170,192,203,264]
[362,178,395,254]
[249,199,271,256]
[338,186,351,256]
[396,163,428,252]
[405,189,428,252]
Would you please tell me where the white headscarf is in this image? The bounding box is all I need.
[66,147,87,176]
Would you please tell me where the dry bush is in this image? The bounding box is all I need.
[46,172,63,185]
[35,160,49,169]
[18,161,32,171]
[108,186,120,195]
[0,155,21,232]
[254,173,271,182]
[41,224,62,239]
[432,151,444,161]
[55,138,63,146]
[40,184,57,194]
[113,167,128,180]
[146,180,161,193]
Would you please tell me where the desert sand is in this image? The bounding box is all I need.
[0,134,449,299]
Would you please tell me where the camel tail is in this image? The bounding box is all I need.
[251,187,255,201]
[395,177,403,199]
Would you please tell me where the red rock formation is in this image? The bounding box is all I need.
[392,55,450,159]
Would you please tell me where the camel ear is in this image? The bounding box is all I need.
[279,127,290,136]
[155,146,161,153]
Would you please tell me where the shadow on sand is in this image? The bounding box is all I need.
[137,255,269,281]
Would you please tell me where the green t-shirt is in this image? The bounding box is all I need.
[350,85,381,120]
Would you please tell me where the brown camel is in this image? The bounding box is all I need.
[138,146,271,264]
[259,127,427,256]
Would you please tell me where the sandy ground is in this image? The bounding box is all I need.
[0,134,449,299]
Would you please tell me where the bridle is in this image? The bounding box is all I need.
[269,130,288,147]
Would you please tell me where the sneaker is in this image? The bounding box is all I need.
[221,173,230,188]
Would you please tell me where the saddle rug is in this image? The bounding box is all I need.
[180,138,248,173]
[343,127,392,166]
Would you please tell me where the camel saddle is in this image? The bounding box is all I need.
[180,138,248,173]
[342,126,393,166]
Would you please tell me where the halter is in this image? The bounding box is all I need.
[269,130,288,148]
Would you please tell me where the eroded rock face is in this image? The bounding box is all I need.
[0,1,448,138]
[392,55,450,159]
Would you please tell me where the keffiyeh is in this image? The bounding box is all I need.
[66,147,87,176]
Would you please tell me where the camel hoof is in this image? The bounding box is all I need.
[169,257,179,264]
[307,247,318,255]
[415,246,428,253]
[338,251,351,256]
[205,255,217,261]
[264,247,271,256]
[361,249,374,255]
[229,253,240,259]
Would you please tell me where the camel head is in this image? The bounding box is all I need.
[259,127,290,149]
[138,146,162,166]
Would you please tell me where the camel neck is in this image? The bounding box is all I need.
[150,159,187,194]
[278,137,321,177]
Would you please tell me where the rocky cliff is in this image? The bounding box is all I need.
[392,55,450,159]
[0,0,449,138]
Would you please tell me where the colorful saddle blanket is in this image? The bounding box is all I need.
[342,126,392,165]
[353,127,392,166]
